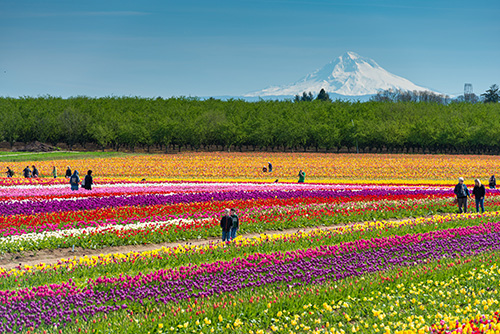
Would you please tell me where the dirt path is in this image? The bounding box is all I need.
[0,219,385,271]
[0,151,77,158]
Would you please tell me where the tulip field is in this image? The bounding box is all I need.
[1,152,500,333]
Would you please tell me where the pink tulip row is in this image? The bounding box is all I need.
[0,181,449,201]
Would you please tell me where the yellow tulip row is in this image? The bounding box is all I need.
[1,152,499,183]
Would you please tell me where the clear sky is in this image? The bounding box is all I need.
[1,0,499,98]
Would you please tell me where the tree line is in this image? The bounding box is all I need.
[0,95,500,154]
[369,84,500,104]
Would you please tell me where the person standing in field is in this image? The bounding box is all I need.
[70,170,80,191]
[230,208,239,240]
[472,179,486,213]
[82,170,93,190]
[454,177,470,213]
[298,170,305,183]
[220,209,233,242]
[489,175,496,189]
[65,166,72,179]
[52,166,57,178]
[268,162,273,173]
[31,165,39,178]
[23,166,31,178]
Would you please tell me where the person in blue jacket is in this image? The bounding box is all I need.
[453,177,470,213]
[23,166,31,178]
[70,170,80,191]
[230,208,239,240]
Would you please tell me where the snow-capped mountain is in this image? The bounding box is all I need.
[245,51,433,97]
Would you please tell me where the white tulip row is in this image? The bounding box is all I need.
[0,218,202,246]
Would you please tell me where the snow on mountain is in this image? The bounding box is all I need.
[245,51,433,97]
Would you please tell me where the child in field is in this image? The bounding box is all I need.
[489,175,496,189]
[52,166,57,178]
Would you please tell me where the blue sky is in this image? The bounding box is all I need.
[1,0,499,98]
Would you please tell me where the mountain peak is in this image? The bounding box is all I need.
[342,51,360,59]
[245,52,433,97]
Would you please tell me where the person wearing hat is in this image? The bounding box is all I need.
[453,177,471,213]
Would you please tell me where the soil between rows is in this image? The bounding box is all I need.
[0,218,393,271]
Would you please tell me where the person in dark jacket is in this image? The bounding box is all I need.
[83,170,93,190]
[23,166,31,178]
[230,208,239,240]
[6,167,14,178]
[31,165,39,178]
[489,175,496,189]
[69,170,80,191]
[472,179,486,213]
[454,177,470,213]
[65,166,72,179]
[220,209,233,242]
[298,170,305,183]
[268,162,273,173]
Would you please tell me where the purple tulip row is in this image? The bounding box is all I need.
[0,187,449,217]
[0,231,498,332]
[4,221,498,303]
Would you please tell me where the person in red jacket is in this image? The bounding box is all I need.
[220,209,233,242]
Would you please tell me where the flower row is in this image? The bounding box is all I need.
[2,225,499,332]
[2,152,500,182]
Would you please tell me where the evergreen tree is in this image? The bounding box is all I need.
[481,84,500,103]
[301,92,309,102]
[296,91,316,102]
[316,88,331,102]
